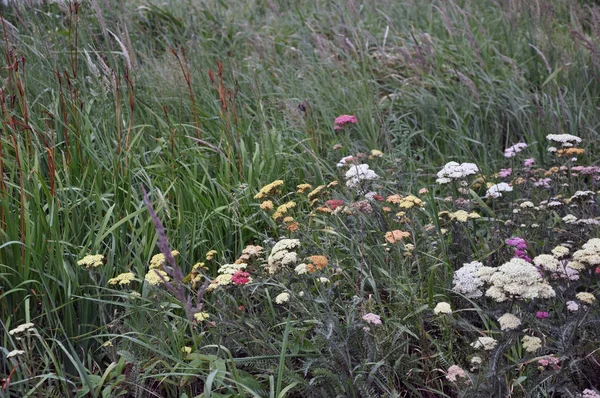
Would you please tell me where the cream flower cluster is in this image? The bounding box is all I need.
[477,258,555,302]
[497,313,521,331]
[452,261,485,298]
[471,336,497,351]
[266,239,300,274]
[345,164,380,188]
[546,133,582,147]
[485,182,512,198]
[568,238,600,271]
[436,162,479,184]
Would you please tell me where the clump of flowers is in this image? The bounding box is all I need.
[9,322,35,336]
[485,182,513,198]
[546,133,582,147]
[504,142,528,158]
[150,250,180,269]
[273,201,296,220]
[108,272,136,286]
[296,183,312,193]
[497,313,521,331]
[439,210,480,222]
[334,114,357,130]
[306,255,328,272]
[433,302,452,315]
[254,180,284,199]
[538,356,560,371]
[453,261,485,298]
[436,161,479,184]
[345,164,380,188]
[471,336,498,351]
[575,292,596,304]
[77,254,104,269]
[569,238,600,271]
[445,365,467,382]
[266,239,300,274]
[522,335,543,353]
[477,258,555,302]
[194,312,210,322]
[145,269,170,286]
[362,313,382,325]
[275,292,290,304]
[385,230,410,243]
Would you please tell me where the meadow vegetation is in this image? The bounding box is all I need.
[1,0,600,396]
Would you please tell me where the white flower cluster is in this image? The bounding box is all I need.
[504,142,528,158]
[477,258,555,302]
[533,253,579,280]
[497,313,521,331]
[433,302,452,315]
[471,336,497,351]
[436,162,479,184]
[546,133,582,147]
[485,182,512,198]
[218,263,247,274]
[522,335,543,353]
[345,164,380,188]
[569,238,600,271]
[266,239,300,274]
[452,261,484,298]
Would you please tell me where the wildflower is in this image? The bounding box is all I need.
[327,181,338,188]
[441,210,480,222]
[283,216,294,223]
[433,302,452,315]
[504,142,528,158]
[576,292,596,304]
[470,356,482,370]
[150,250,179,269]
[557,147,585,157]
[479,258,555,302]
[445,365,467,382]
[536,311,549,319]
[436,162,479,184]
[522,335,543,353]
[566,300,579,312]
[506,237,527,250]
[326,199,344,210]
[369,149,383,158]
[194,312,210,322]
[307,255,328,271]
[563,214,578,224]
[260,201,274,210]
[533,254,560,272]
[499,168,512,178]
[334,114,357,130]
[315,206,333,214]
[273,201,296,220]
[108,272,136,286]
[6,350,25,358]
[471,337,498,351]
[8,323,35,336]
[498,313,522,331]
[317,277,330,284]
[307,185,326,200]
[266,239,300,274]
[218,263,247,274]
[419,187,429,195]
[102,341,113,347]
[333,143,343,150]
[345,164,380,188]
[352,200,374,214]
[485,182,513,198]
[296,183,312,193]
[77,254,104,269]
[254,180,284,199]
[231,271,252,285]
[385,230,410,243]
[145,269,169,286]
[520,201,534,208]
[399,195,424,209]
[551,245,570,258]
[337,155,356,168]
[571,238,600,269]
[214,274,232,286]
[581,390,600,398]
[362,313,382,325]
[287,222,300,232]
[275,292,290,304]
[295,263,308,275]
[546,133,582,147]
[181,346,192,355]
[453,261,484,298]
[524,158,535,167]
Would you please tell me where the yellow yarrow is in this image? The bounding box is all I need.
[307,185,326,200]
[108,272,136,286]
[205,250,217,261]
[254,180,284,199]
[194,312,210,322]
[273,201,296,220]
[150,250,180,269]
[145,269,169,285]
[296,183,312,193]
[77,254,104,269]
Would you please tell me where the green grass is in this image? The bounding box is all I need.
[1,0,600,397]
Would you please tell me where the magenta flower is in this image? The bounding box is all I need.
[334,114,357,130]
[499,168,512,178]
[524,158,535,167]
[362,313,382,325]
[506,237,527,250]
[536,311,549,319]
[231,271,252,285]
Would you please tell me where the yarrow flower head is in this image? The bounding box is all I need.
[108,272,136,286]
[345,164,380,188]
[194,312,210,322]
[266,239,300,274]
[504,142,528,158]
[536,311,549,319]
[506,237,527,250]
[453,261,485,298]
[522,335,543,353]
[445,365,467,382]
[9,322,35,336]
[433,302,452,315]
[231,270,252,285]
[471,336,498,351]
[498,313,522,331]
[77,254,104,269]
[546,133,582,148]
[436,161,479,184]
[145,269,170,286]
[254,180,284,199]
[485,182,513,198]
[581,390,600,398]
[362,313,382,325]
[333,114,357,130]
[576,292,596,304]
[385,230,410,243]
[275,292,290,304]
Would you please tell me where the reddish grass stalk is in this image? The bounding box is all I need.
[170,48,201,139]
[11,135,25,266]
[55,71,71,164]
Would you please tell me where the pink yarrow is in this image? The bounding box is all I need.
[231,271,251,285]
[362,313,382,325]
[334,114,357,127]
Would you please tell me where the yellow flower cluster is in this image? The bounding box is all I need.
[194,312,210,322]
[260,200,274,210]
[205,250,217,260]
[439,210,481,223]
[386,194,424,209]
[273,201,296,220]
[297,183,312,193]
[254,180,284,199]
[145,269,170,285]
[306,255,328,273]
[108,272,136,286]
[150,250,180,269]
[77,254,104,269]
[307,185,326,200]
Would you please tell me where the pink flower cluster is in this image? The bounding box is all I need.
[536,311,549,319]
[506,237,531,262]
[445,365,467,382]
[362,313,382,325]
[538,356,560,370]
[504,142,528,158]
[499,168,512,178]
[334,114,357,131]
[231,271,251,285]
